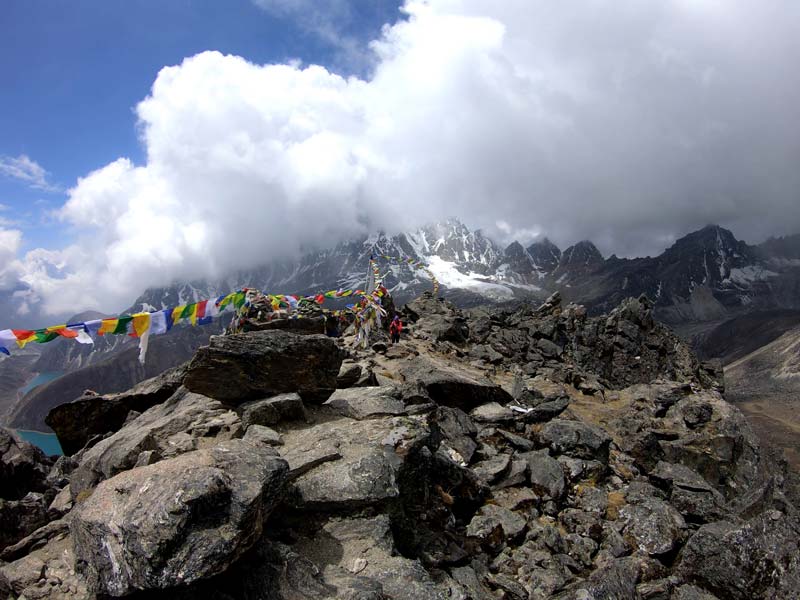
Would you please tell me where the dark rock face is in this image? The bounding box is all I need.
[183,330,344,404]
[71,439,288,597]
[0,493,51,553]
[45,364,187,455]
[0,428,51,500]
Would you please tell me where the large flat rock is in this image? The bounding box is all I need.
[400,356,512,412]
[183,330,344,404]
[282,415,430,510]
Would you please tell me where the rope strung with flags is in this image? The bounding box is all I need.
[0,254,440,358]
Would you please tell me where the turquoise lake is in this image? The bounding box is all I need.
[20,371,63,395]
[15,429,63,456]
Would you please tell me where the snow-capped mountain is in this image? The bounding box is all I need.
[6,218,800,432]
[124,219,800,329]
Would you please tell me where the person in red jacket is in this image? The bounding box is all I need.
[389,315,402,344]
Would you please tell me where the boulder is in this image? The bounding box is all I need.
[677,510,800,600]
[283,415,429,510]
[239,392,307,428]
[472,454,512,485]
[183,514,456,600]
[401,356,512,412]
[324,386,407,420]
[418,313,470,345]
[183,330,344,404]
[553,557,640,600]
[428,406,478,464]
[649,461,727,523]
[521,450,566,500]
[535,419,612,463]
[467,504,527,542]
[336,360,362,388]
[70,388,241,499]
[619,497,686,556]
[45,364,186,456]
[71,439,288,596]
[242,424,283,446]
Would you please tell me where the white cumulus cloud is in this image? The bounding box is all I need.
[6,0,800,319]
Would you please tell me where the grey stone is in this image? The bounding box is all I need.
[0,492,51,553]
[70,388,241,499]
[537,338,562,358]
[336,361,363,388]
[45,365,187,456]
[574,486,608,515]
[293,515,453,600]
[467,504,527,542]
[649,461,727,523]
[521,450,566,500]
[324,386,407,420]
[494,459,528,490]
[184,330,344,404]
[239,392,306,428]
[536,419,612,462]
[401,356,512,412]
[429,406,478,464]
[472,453,512,485]
[553,557,639,600]
[492,487,539,512]
[619,498,686,556]
[677,511,800,600]
[672,584,721,599]
[470,402,515,423]
[524,397,570,422]
[0,518,69,562]
[243,424,283,446]
[496,429,535,452]
[70,439,288,596]
[283,415,429,509]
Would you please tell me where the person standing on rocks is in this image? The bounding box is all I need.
[389,314,402,344]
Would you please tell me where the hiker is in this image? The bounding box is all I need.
[325,313,340,337]
[389,315,402,344]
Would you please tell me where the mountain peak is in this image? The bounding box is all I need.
[561,240,603,266]
[526,237,562,273]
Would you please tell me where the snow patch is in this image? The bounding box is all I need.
[725,265,778,285]
[426,256,515,299]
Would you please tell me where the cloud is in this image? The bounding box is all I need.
[7,0,800,317]
[0,228,23,290]
[0,155,61,192]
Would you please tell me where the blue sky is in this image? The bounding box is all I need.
[0,0,402,251]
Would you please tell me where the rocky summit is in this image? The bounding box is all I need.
[1,293,799,600]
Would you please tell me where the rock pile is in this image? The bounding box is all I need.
[1,297,798,599]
